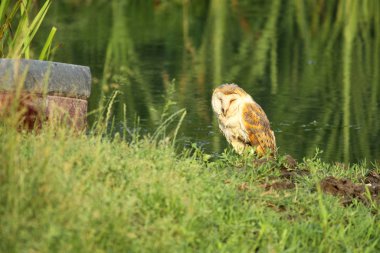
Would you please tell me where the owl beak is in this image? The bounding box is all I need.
[221,99,230,116]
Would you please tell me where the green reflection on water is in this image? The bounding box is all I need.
[40,0,380,163]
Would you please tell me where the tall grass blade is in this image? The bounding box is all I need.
[38,26,57,60]
[152,108,186,142]
[172,109,186,145]
[21,0,51,56]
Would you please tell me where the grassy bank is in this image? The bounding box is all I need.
[0,123,379,252]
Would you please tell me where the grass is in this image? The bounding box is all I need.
[0,119,379,252]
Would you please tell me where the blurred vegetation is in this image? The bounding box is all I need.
[42,0,380,163]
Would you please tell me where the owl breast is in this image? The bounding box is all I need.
[217,100,250,150]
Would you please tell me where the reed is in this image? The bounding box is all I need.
[0,0,56,60]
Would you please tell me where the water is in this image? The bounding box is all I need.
[39,0,380,163]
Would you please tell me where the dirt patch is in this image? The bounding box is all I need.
[254,155,305,191]
[278,155,310,179]
[253,154,310,179]
[320,172,380,206]
[252,154,380,208]
[364,171,380,185]
[252,156,276,167]
[264,180,295,190]
[237,182,250,191]
[266,202,287,212]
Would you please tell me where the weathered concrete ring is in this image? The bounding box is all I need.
[0,59,92,130]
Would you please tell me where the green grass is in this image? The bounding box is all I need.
[0,122,379,253]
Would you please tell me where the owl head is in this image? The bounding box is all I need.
[211,83,250,117]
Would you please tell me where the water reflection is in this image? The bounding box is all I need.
[42,0,380,163]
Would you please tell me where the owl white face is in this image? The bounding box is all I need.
[211,91,224,115]
[211,90,241,117]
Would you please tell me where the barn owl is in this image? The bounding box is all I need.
[211,84,277,157]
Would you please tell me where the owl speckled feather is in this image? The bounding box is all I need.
[211,84,277,157]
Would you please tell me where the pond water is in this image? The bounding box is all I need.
[40,0,379,163]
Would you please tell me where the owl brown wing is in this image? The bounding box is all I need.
[241,102,277,156]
